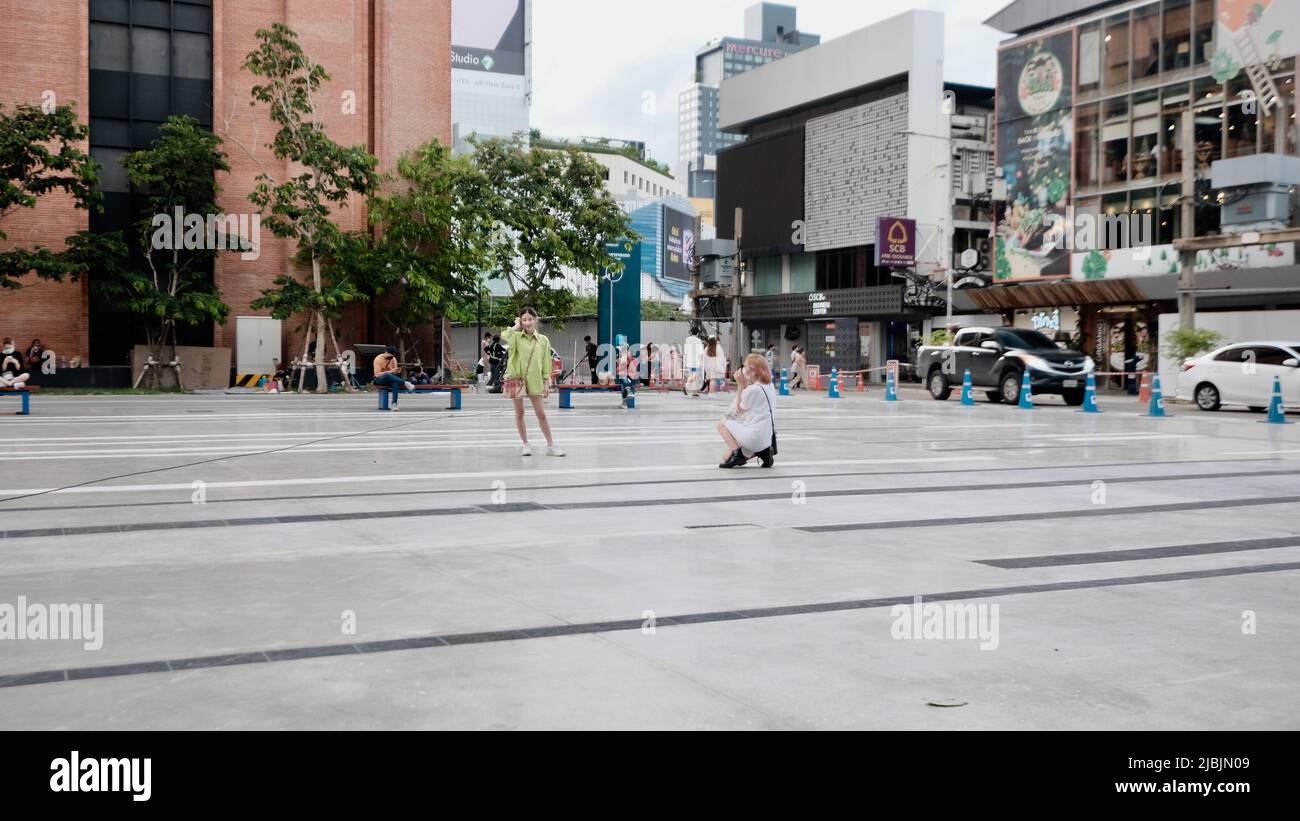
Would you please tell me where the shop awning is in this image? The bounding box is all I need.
[957,276,1178,311]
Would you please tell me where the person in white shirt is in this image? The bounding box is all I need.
[716,353,777,469]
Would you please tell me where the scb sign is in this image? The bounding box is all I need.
[874,217,916,267]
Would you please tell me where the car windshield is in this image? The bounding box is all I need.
[994,329,1059,349]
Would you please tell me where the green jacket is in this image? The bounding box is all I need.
[501,326,551,395]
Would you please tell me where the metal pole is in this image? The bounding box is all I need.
[945,269,953,326]
[1179,107,1196,330]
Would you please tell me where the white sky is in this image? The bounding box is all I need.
[530,0,1014,169]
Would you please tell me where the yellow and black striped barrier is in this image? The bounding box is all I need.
[234,373,271,387]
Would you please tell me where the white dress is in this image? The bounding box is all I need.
[724,382,777,456]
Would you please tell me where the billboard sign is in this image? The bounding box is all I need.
[994,30,1074,282]
[874,217,916,267]
[452,0,526,75]
[663,207,696,281]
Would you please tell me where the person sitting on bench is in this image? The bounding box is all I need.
[373,346,413,411]
[1,339,31,389]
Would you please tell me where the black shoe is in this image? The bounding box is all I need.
[756,448,775,468]
[719,448,749,469]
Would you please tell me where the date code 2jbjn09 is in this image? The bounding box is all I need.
[1129,758,1250,772]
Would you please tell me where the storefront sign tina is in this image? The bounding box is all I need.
[874,217,916,267]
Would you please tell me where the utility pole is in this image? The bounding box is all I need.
[1178,107,1197,330]
[733,206,744,371]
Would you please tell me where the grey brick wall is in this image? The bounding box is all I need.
[804,94,909,252]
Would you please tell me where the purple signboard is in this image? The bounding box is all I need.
[874,217,917,267]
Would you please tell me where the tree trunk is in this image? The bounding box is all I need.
[312,256,328,393]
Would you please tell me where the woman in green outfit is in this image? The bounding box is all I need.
[501,307,566,457]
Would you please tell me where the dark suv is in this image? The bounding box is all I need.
[915,327,1095,405]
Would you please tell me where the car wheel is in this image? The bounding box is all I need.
[1063,388,1085,407]
[985,390,1004,404]
[1001,371,1023,404]
[928,370,952,401]
[1195,382,1221,411]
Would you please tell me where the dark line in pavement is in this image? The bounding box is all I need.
[978,535,1300,568]
[3,561,1297,690]
[7,477,1300,540]
[0,457,1280,514]
[797,495,1300,533]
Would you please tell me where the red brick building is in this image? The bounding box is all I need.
[0,0,452,372]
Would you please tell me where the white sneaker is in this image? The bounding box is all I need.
[546,445,566,457]
[390,404,399,411]
[404,381,415,391]
[520,443,532,456]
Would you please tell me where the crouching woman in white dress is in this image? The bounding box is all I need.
[716,353,777,469]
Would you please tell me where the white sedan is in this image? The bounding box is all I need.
[1177,341,1300,412]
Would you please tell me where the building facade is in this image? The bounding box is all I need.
[714,10,995,380]
[676,2,818,200]
[0,0,453,370]
[981,0,1300,388]
[450,0,529,155]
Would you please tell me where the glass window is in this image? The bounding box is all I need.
[1192,77,1223,174]
[1162,0,1191,72]
[131,27,169,75]
[1104,13,1130,89]
[1102,190,1128,217]
[1132,4,1160,80]
[816,249,854,291]
[1079,22,1101,92]
[1213,346,1250,362]
[1226,75,1259,158]
[89,22,128,72]
[172,31,211,80]
[1193,0,1214,65]
[1132,91,1159,180]
[91,146,130,192]
[1160,85,1188,177]
[1076,103,1100,188]
[1103,96,1130,184]
[1252,347,1293,366]
[1158,189,1181,243]
[1129,187,1157,246]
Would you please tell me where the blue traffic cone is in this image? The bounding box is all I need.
[1017,371,1034,409]
[1077,372,1102,413]
[960,369,975,406]
[829,368,841,399]
[1145,373,1168,417]
[885,368,899,402]
[1261,376,1292,424]
[779,368,790,397]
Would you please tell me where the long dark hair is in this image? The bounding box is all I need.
[518,306,538,319]
[706,338,718,357]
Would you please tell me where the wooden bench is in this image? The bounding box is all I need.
[0,385,38,415]
[556,383,635,409]
[375,384,467,411]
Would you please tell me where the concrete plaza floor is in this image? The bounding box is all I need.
[0,383,1297,729]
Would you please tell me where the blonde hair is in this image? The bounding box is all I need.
[745,353,773,384]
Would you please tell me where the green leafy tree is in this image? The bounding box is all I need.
[1162,327,1224,364]
[468,135,635,322]
[243,23,381,392]
[90,116,233,388]
[640,300,686,321]
[360,140,493,361]
[0,103,123,289]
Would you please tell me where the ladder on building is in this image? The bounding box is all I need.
[1234,27,1280,115]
